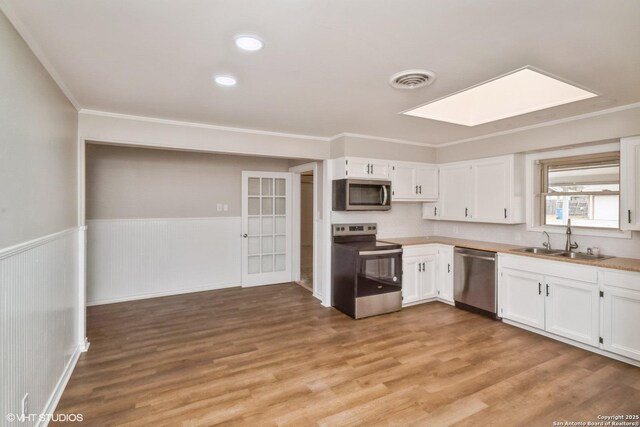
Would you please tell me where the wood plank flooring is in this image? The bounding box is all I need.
[54,283,640,426]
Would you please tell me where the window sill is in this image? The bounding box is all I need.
[527,225,632,239]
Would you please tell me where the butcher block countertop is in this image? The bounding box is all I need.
[381,235,640,273]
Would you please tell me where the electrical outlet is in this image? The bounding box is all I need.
[216,203,222,212]
[21,393,28,417]
[453,226,459,234]
[223,204,228,212]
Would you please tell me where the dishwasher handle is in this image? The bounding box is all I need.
[456,252,495,262]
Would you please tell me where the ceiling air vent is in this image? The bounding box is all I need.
[389,69,436,90]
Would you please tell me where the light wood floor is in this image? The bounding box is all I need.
[54,283,640,426]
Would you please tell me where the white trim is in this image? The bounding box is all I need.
[87,282,239,306]
[80,109,330,142]
[436,101,640,148]
[321,160,333,307]
[289,162,321,300]
[87,216,237,223]
[330,132,432,148]
[36,345,82,427]
[0,227,79,259]
[524,142,632,239]
[502,318,640,368]
[77,226,88,352]
[0,1,81,110]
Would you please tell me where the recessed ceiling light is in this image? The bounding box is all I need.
[214,75,237,87]
[402,67,598,126]
[235,35,264,52]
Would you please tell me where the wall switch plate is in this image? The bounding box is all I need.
[216,203,222,212]
[453,226,459,234]
[223,204,228,212]
[21,393,28,417]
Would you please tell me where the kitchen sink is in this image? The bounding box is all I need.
[511,247,614,261]
[512,247,563,255]
[551,251,614,261]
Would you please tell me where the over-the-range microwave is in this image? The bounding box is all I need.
[332,179,392,211]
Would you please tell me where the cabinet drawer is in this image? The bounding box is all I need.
[402,244,437,258]
[499,254,598,284]
[602,269,640,292]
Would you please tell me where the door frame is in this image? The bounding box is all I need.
[289,162,321,300]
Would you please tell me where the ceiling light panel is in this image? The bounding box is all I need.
[402,67,598,126]
[235,36,263,51]
[214,75,237,86]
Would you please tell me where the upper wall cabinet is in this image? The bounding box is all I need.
[391,162,438,201]
[333,157,390,180]
[621,136,640,230]
[422,154,525,224]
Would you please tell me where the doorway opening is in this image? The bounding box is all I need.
[298,171,314,291]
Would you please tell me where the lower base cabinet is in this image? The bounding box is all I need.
[500,254,640,365]
[402,244,453,305]
[402,255,436,304]
[602,270,640,361]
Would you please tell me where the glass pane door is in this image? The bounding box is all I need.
[242,172,292,286]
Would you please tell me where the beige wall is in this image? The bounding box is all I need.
[0,10,78,249]
[330,135,436,162]
[86,144,291,219]
[436,105,640,163]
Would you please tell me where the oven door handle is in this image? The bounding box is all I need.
[359,248,402,256]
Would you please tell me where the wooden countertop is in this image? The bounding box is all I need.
[381,235,640,273]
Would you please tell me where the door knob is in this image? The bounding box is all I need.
[242,233,248,238]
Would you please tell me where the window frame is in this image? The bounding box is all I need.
[539,152,620,231]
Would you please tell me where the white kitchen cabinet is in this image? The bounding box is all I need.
[621,136,640,231]
[436,245,454,303]
[391,162,438,201]
[402,256,422,304]
[402,246,437,305]
[602,270,640,362]
[332,157,390,180]
[422,154,524,224]
[438,164,471,220]
[500,267,546,330]
[545,276,600,347]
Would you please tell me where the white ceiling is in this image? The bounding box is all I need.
[4,0,640,145]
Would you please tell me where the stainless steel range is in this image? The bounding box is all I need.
[331,223,402,319]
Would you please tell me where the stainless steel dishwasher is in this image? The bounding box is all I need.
[454,247,498,319]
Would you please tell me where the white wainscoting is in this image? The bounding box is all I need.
[87,217,241,305]
[0,228,81,427]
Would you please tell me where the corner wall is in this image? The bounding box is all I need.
[0,9,81,426]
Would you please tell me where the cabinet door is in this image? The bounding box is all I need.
[368,159,390,180]
[621,136,640,230]
[500,268,545,330]
[422,202,440,219]
[391,164,416,200]
[439,164,471,220]
[415,165,438,200]
[419,255,437,299]
[472,157,511,223]
[345,158,373,179]
[602,286,640,361]
[402,256,421,305]
[545,277,600,347]
[437,246,454,303]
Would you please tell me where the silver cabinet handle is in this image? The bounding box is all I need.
[434,207,437,216]
[504,208,507,219]
[415,185,418,194]
[538,282,542,295]
[546,284,550,296]
[367,164,371,174]
[629,209,632,224]
[419,185,422,194]
[418,263,422,272]
[448,263,451,273]
[371,164,374,174]
[465,208,469,217]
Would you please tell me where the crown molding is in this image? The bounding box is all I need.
[329,132,435,148]
[79,109,331,142]
[0,0,81,110]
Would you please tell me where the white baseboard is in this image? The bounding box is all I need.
[87,282,239,306]
[37,345,82,427]
[502,318,640,368]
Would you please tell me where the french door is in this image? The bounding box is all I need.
[241,171,293,286]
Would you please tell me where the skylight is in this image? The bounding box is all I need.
[402,67,598,126]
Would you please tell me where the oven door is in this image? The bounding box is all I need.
[346,180,391,211]
[356,249,402,297]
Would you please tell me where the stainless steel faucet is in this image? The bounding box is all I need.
[565,219,579,252]
[542,231,551,250]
